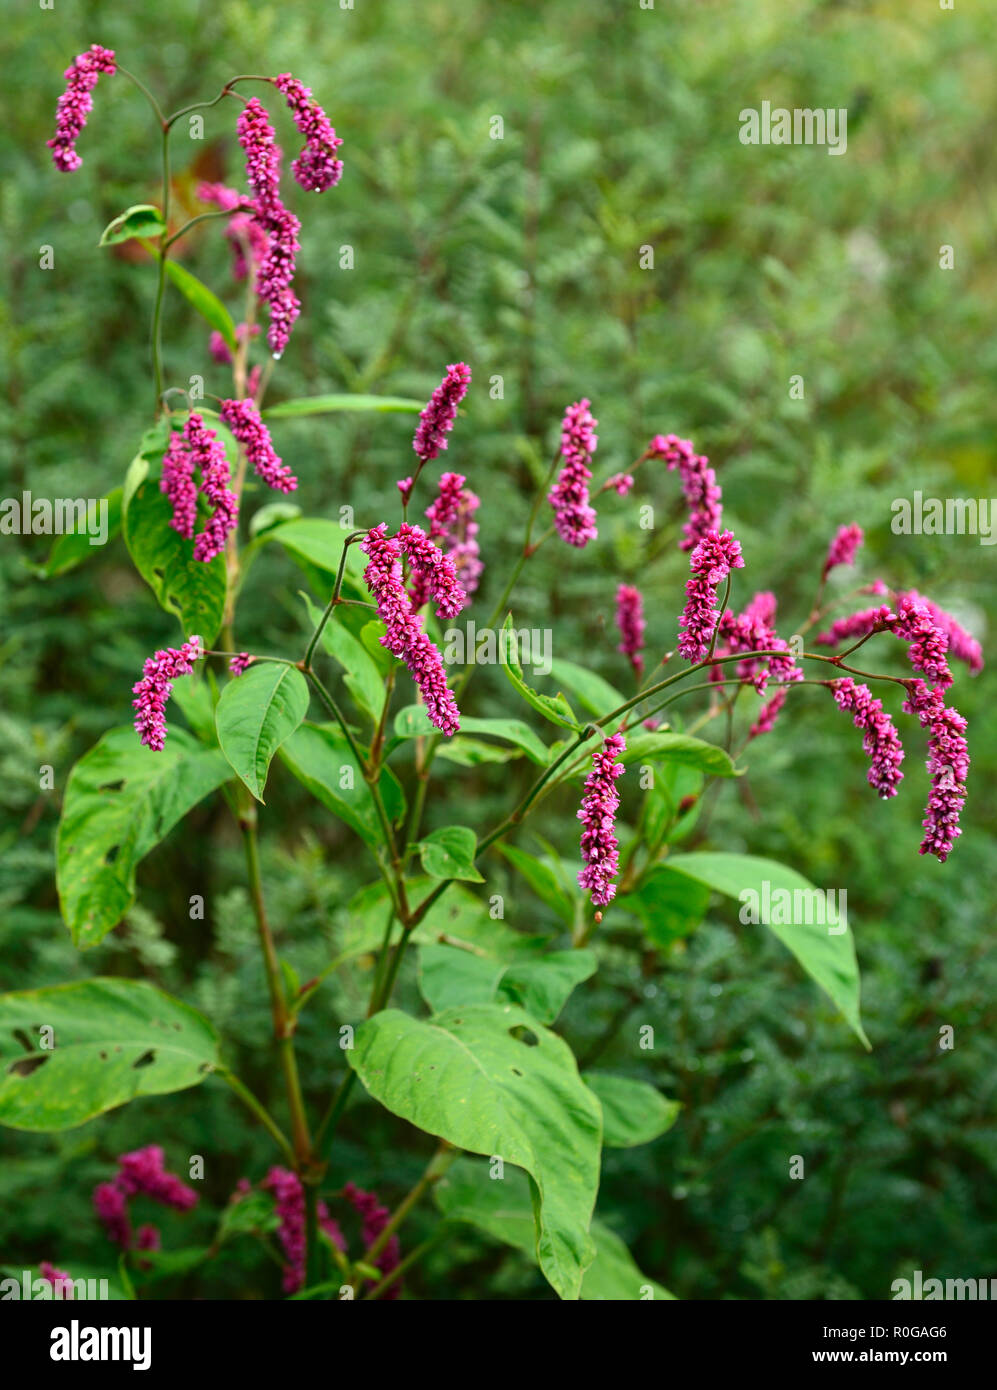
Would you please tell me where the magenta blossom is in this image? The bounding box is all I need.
[413,363,472,462]
[93,1183,131,1249]
[262,1166,345,1295]
[39,1263,75,1298]
[649,433,722,552]
[132,636,203,751]
[236,98,302,357]
[577,732,627,909]
[361,524,461,735]
[831,677,905,799]
[677,529,744,661]
[47,45,116,172]
[274,73,344,193]
[160,430,198,541]
[815,605,892,649]
[116,1146,198,1210]
[823,523,864,577]
[220,397,297,493]
[750,686,790,740]
[615,584,645,676]
[903,680,969,862]
[605,473,635,496]
[399,517,467,619]
[344,1182,402,1299]
[888,594,952,689]
[409,472,482,608]
[184,413,239,562]
[548,399,598,547]
[229,652,254,677]
[902,591,982,674]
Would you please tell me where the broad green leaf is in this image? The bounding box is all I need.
[169,673,218,746]
[418,946,507,1011]
[617,731,738,777]
[215,663,310,802]
[497,843,574,924]
[500,614,579,731]
[250,501,301,537]
[435,1158,672,1299]
[419,826,484,882]
[347,879,547,961]
[549,658,625,721]
[665,852,868,1046]
[300,594,384,723]
[261,519,366,590]
[393,706,549,765]
[0,979,219,1131]
[56,727,232,948]
[435,736,522,766]
[582,1073,681,1147]
[499,951,597,1023]
[619,864,711,946]
[349,1005,602,1299]
[279,722,406,849]
[37,491,122,577]
[262,394,424,419]
[122,424,227,644]
[163,259,237,353]
[99,204,166,247]
[418,944,594,1022]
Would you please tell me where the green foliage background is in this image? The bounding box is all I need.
[0,0,993,1298]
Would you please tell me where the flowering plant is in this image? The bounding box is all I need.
[0,48,976,1302]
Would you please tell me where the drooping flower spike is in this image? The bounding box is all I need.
[649,433,722,553]
[361,524,461,735]
[344,1181,402,1299]
[132,636,203,751]
[822,523,864,577]
[220,397,297,493]
[677,529,744,661]
[273,73,344,193]
[548,399,598,547]
[615,584,645,677]
[577,732,626,910]
[408,474,482,607]
[831,677,905,799]
[262,1167,345,1295]
[236,98,302,358]
[184,413,239,563]
[888,594,953,689]
[413,363,472,463]
[48,45,116,172]
[903,680,969,862]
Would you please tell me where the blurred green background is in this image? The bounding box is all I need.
[1,0,993,1298]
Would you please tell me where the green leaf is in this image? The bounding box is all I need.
[619,864,711,946]
[497,843,574,924]
[0,979,219,1131]
[345,878,547,960]
[37,491,122,577]
[279,722,405,849]
[500,615,579,731]
[249,501,301,537]
[56,728,232,949]
[419,826,483,882]
[217,1190,281,1243]
[262,394,425,419]
[498,951,597,1023]
[349,1005,602,1299]
[393,705,549,765]
[99,204,166,247]
[418,945,593,1023]
[418,946,507,1011]
[122,424,227,644]
[435,736,521,767]
[215,663,310,802]
[549,658,625,721]
[169,674,218,746]
[300,594,384,724]
[664,852,868,1047]
[435,1158,673,1299]
[582,1073,681,1147]
[163,260,237,353]
[261,518,366,591]
[617,731,738,777]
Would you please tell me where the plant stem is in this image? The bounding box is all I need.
[303,533,366,669]
[363,1143,455,1267]
[150,124,171,413]
[116,66,166,125]
[360,1234,444,1301]
[218,1068,295,1166]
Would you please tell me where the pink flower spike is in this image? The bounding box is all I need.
[236,98,302,357]
[832,677,905,799]
[47,45,116,172]
[903,680,969,862]
[397,520,467,619]
[615,584,645,676]
[548,399,599,548]
[116,1145,198,1210]
[274,73,344,193]
[815,605,892,649]
[888,594,953,689]
[413,363,472,462]
[132,636,203,751]
[160,430,198,541]
[577,733,627,909]
[229,652,254,677]
[677,529,744,662]
[344,1182,402,1298]
[220,397,297,493]
[184,413,238,562]
[648,433,722,552]
[93,1183,131,1249]
[823,523,864,577]
[902,590,982,675]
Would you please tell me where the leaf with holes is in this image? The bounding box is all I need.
[215,663,310,802]
[57,727,232,949]
[348,1004,602,1299]
[0,979,220,1131]
[582,1073,681,1147]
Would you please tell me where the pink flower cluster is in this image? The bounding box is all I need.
[197,181,268,283]
[220,397,297,493]
[229,652,254,677]
[649,433,722,552]
[274,73,344,193]
[344,1181,401,1299]
[261,1167,345,1295]
[577,732,627,908]
[237,98,302,358]
[413,363,472,462]
[39,1263,75,1297]
[410,473,482,607]
[47,45,116,172]
[823,523,864,577]
[160,413,239,562]
[817,591,982,678]
[815,605,892,649]
[677,529,744,661]
[831,678,905,799]
[902,680,969,862]
[132,636,203,751]
[361,524,462,735]
[888,594,953,688]
[905,591,982,674]
[549,399,599,547]
[615,584,645,677]
[93,1146,198,1253]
